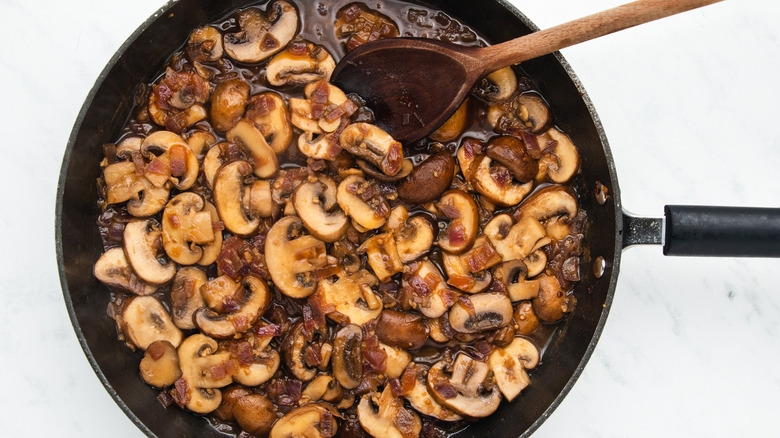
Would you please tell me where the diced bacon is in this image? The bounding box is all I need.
[457,296,476,317]
[229,341,255,367]
[447,223,467,247]
[433,382,458,399]
[168,144,188,176]
[448,275,475,291]
[172,378,190,406]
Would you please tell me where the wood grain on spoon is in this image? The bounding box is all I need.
[331,0,724,144]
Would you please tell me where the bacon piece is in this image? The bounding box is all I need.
[172,378,190,407]
[229,341,255,367]
[433,382,458,399]
[168,144,187,176]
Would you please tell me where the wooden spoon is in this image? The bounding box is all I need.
[331,0,724,144]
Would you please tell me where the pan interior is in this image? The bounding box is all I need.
[56,0,621,437]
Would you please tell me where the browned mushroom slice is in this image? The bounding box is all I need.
[139,340,182,388]
[471,156,533,207]
[118,296,183,351]
[472,67,517,102]
[292,176,348,242]
[281,322,320,381]
[430,98,471,142]
[427,354,501,418]
[186,25,224,62]
[269,403,340,438]
[484,214,547,262]
[141,131,201,190]
[448,292,513,334]
[524,249,548,278]
[493,260,540,302]
[335,2,400,51]
[175,334,234,414]
[356,158,413,183]
[332,324,364,389]
[379,343,412,379]
[226,120,279,179]
[531,275,576,323]
[337,175,391,230]
[200,275,241,313]
[375,309,430,350]
[358,386,421,438]
[357,232,403,282]
[170,266,207,330]
[455,137,485,181]
[302,375,345,405]
[232,394,278,437]
[516,185,578,223]
[93,247,157,296]
[339,123,403,176]
[213,160,261,236]
[194,275,272,338]
[102,161,169,217]
[245,92,293,154]
[403,261,460,318]
[486,135,538,183]
[265,216,327,298]
[223,1,299,63]
[442,236,502,293]
[384,206,435,263]
[266,39,336,86]
[488,92,552,135]
[436,189,479,254]
[123,219,176,285]
[148,68,210,132]
[514,301,541,335]
[316,268,382,326]
[402,363,463,422]
[210,78,250,133]
[185,131,216,158]
[290,80,354,134]
[396,151,456,205]
[232,341,281,386]
[161,193,217,265]
[489,337,539,401]
[537,128,580,183]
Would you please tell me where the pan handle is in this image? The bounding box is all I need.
[623,206,780,257]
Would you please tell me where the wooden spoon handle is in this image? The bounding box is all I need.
[480,0,724,70]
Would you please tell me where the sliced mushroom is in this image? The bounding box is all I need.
[226,120,279,178]
[213,160,261,236]
[403,261,460,318]
[455,137,485,181]
[176,334,234,414]
[210,78,250,132]
[471,156,533,207]
[449,292,513,334]
[384,206,435,263]
[488,92,552,135]
[148,68,210,131]
[185,131,216,158]
[402,363,462,422]
[488,337,539,402]
[430,98,470,142]
[396,151,455,205]
[516,185,578,223]
[293,176,349,242]
[102,161,169,217]
[118,296,182,350]
[214,385,251,422]
[375,309,429,350]
[531,275,575,323]
[337,175,391,230]
[356,158,413,183]
[93,247,157,296]
[473,67,517,102]
[378,343,412,379]
[537,128,580,183]
[139,340,182,388]
[332,324,364,389]
[194,275,272,338]
[200,275,242,313]
[270,403,340,438]
[297,131,343,161]
[233,394,278,437]
[358,386,421,438]
[282,321,322,381]
[186,25,224,62]
[170,266,207,330]
[162,193,217,265]
[339,123,403,176]
[442,236,501,294]
[266,40,336,86]
[357,232,403,282]
[524,249,548,278]
[265,216,327,298]
[316,268,382,326]
[302,374,345,404]
[290,80,354,134]
[486,135,538,183]
[436,189,479,254]
[123,219,176,285]
[223,1,299,63]
[484,214,546,261]
[493,260,540,302]
[232,342,280,386]
[245,92,293,154]
[513,302,541,335]
[141,131,200,190]
[427,354,501,418]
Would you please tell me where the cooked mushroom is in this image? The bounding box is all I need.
[282,321,323,381]
[265,216,328,298]
[176,334,234,414]
[200,275,241,313]
[383,206,435,263]
[290,80,354,134]
[339,123,403,176]
[118,296,182,350]
[375,309,429,350]
[531,275,576,323]
[396,151,455,205]
[524,249,548,278]
[516,185,578,223]
[185,131,216,158]
[302,374,345,405]
[147,68,211,131]
[266,39,336,86]
[513,302,541,335]
[436,189,479,254]
[102,161,169,217]
[170,266,207,330]
[223,1,299,63]
[194,275,272,338]
[93,247,157,296]
[213,160,261,236]
[358,386,421,438]
[484,214,547,262]
[332,324,364,389]
[427,354,501,418]
[356,158,413,183]
[455,137,485,181]
[402,363,462,422]
[232,394,278,437]
[488,92,552,135]
[335,2,400,51]
[337,175,391,230]
[139,340,182,387]
[123,219,176,285]
[493,260,540,302]
[245,92,293,154]
[430,98,471,142]
[141,131,200,190]
[232,342,281,386]
[448,292,513,334]
[485,135,538,183]
[316,268,382,326]
[470,156,533,206]
[488,337,539,401]
[473,66,517,102]
[226,120,279,178]
[186,25,224,62]
[269,403,340,438]
[357,232,403,282]
[292,175,349,242]
[210,78,250,132]
[214,385,252,422]
[442,236,501,294]
[379,343,412,379]
[162,193,218,265]
[537,128,580,183]
[403,261,460,318]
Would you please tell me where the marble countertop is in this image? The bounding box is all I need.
[2,0,778,436]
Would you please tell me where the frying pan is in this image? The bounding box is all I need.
[55,0,780,437]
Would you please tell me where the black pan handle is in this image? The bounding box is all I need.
[623,206,780,257]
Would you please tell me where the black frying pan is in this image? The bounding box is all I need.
[55,0,780,437]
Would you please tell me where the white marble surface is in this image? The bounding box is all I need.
[1,0,778,437]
